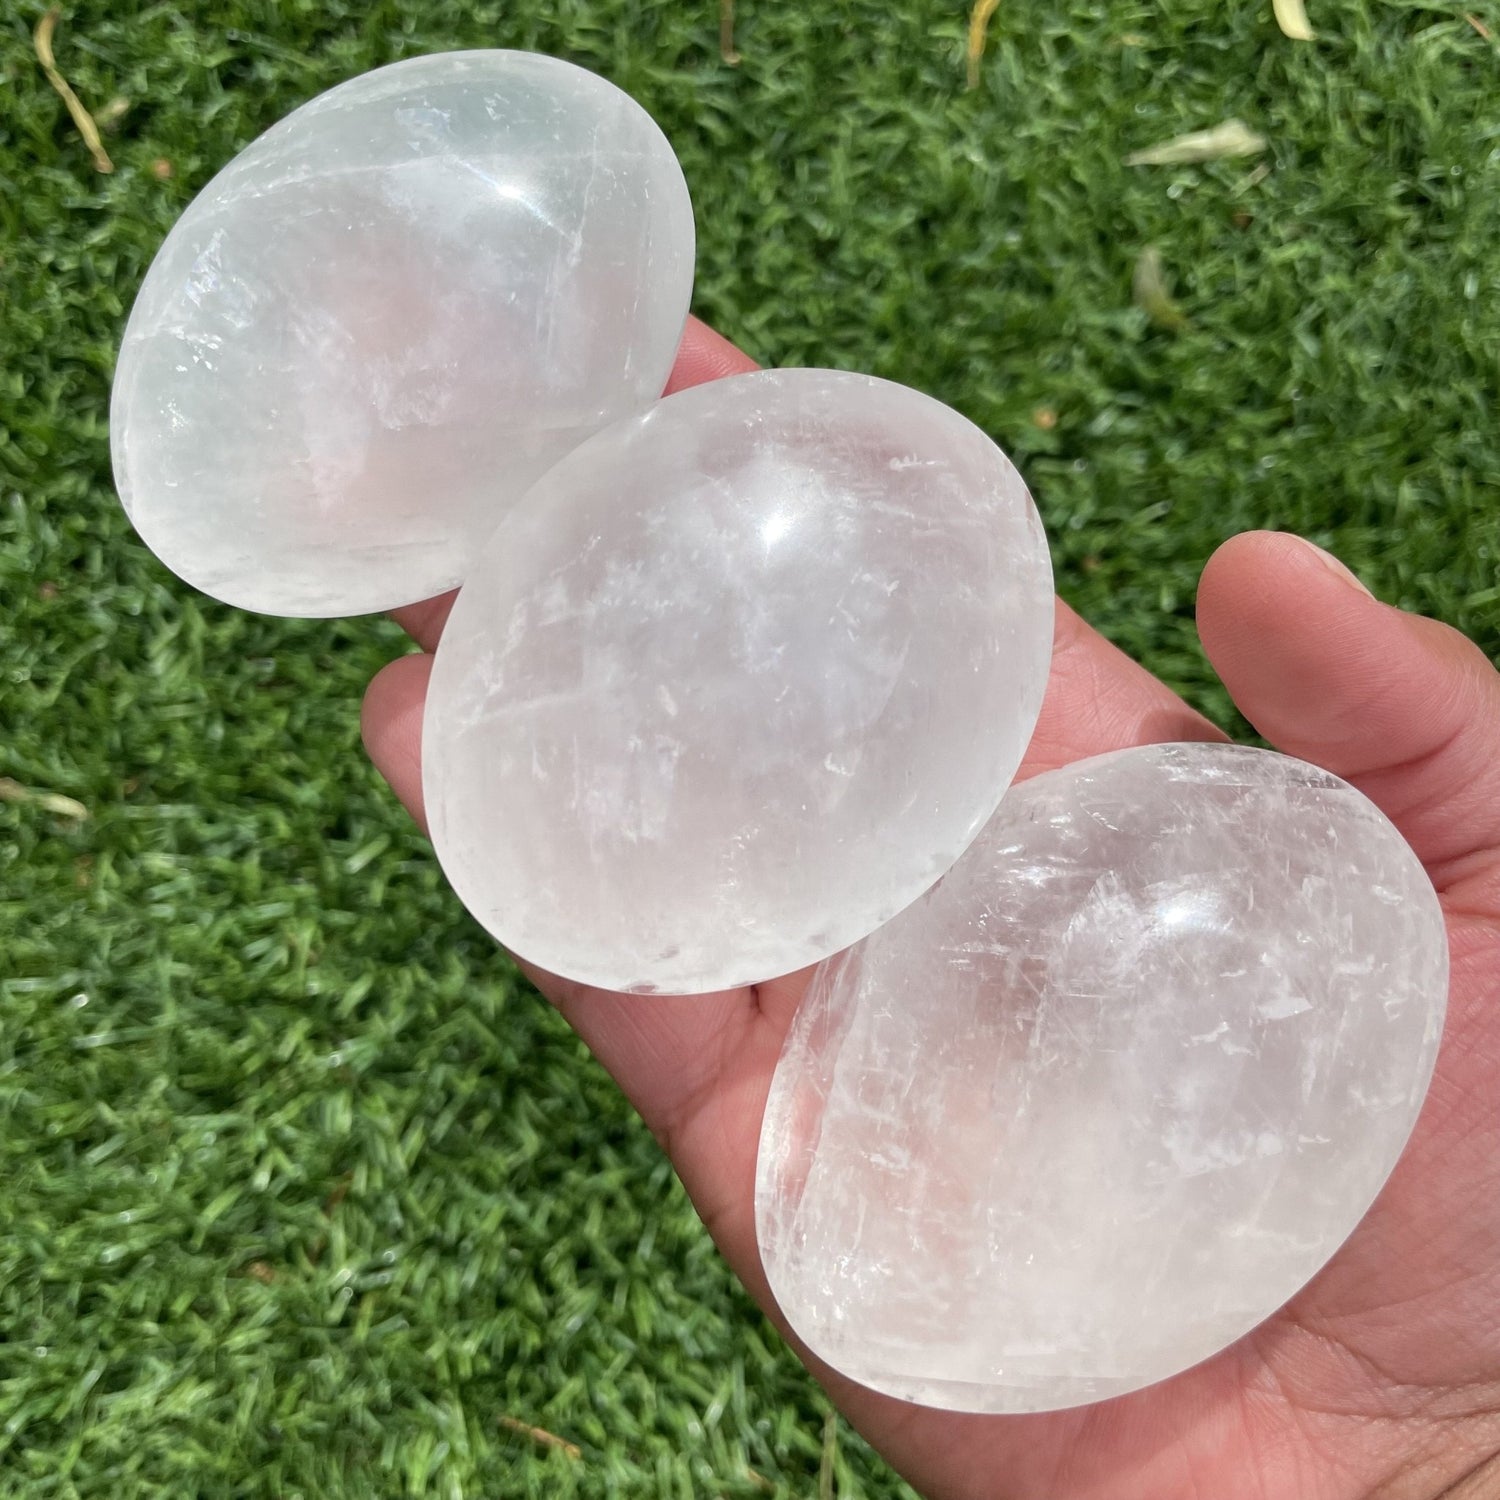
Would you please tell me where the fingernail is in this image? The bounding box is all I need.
[1298,538,1374,598]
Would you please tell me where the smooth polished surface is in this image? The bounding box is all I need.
[756,742,1448,1412]
[111,50,694,616]
[423,369,1054,994]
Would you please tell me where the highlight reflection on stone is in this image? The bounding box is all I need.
[423,368,1054,994]
[111,50,694,617]
[756,742,1448,1413]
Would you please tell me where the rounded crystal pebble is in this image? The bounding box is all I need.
[756,742,1448,1412]
[423,368,1054,994]
[110,50,694,617]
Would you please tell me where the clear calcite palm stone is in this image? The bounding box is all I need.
[423,368,1054,994]
[110,51,694,617]
[756,742,1448,1412]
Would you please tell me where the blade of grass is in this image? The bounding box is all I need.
[1273,0,1316,41]
[33,9,113,173]
[720,0,741,64]
[818,1412,837,1500]
[497,1416,582,1460]
[0,777,89,820]
[1125,118,1266,166]
[1133,245,1189,331]
[966,0,1002,90]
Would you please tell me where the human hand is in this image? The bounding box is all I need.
[362,319,1500,1500]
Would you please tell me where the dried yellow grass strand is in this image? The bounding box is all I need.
[720,0,741,64]
[966,0,1002,90]
[0,777,89,820]
[1273,0,1316,41]
[1126,118,1267,167]
[496,1416,582,1460]
[1133,246,1188,331]
[34,10,113,173]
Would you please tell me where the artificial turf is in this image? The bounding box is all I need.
[2,0,1498,1494]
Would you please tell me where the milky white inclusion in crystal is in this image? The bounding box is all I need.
[422,368,1054,995]
[756,742,1448,1413]
[110,51,694,617]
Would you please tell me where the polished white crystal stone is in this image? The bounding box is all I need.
[423,368,1054,994]
[110,50,694,617]
[756,742,1448,1412]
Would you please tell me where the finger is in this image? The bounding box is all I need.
[1196,531,1500,886]
[387,318,759,654]
[360,652,432,832]
[664,315,761,392]
[1022,599,1227,777]
[389,591,457,656]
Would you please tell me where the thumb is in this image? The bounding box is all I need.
[1196,530,1500,890]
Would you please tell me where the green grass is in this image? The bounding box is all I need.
[2,0,1497,1494]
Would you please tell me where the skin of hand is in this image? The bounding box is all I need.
[362,319,1500,1500]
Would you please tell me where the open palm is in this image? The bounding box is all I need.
[363,321,1500,1500]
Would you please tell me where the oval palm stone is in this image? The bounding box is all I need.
[111,50,694,617]
[422,368,1054,994]
[756,742,1448,1412]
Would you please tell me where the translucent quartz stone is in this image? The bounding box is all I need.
[423,368,1054,994]
[756,742,1448,1412]
[110,51,694,617]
